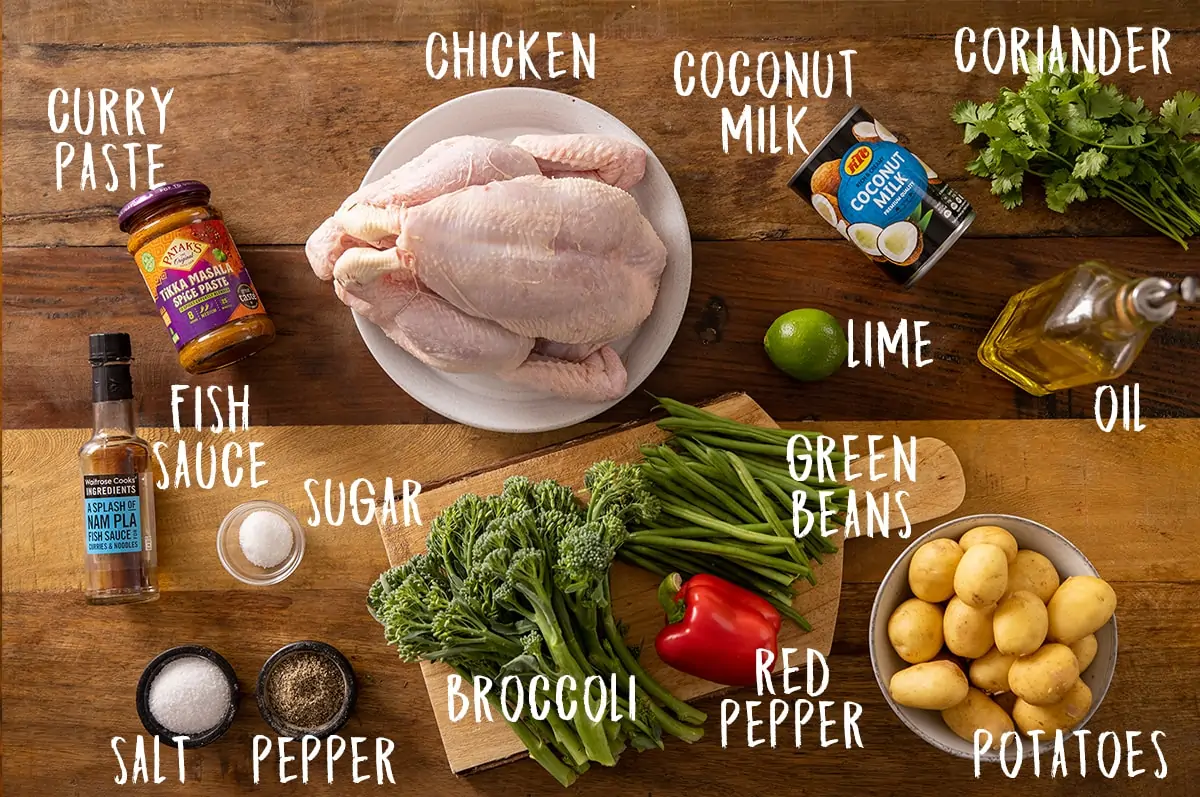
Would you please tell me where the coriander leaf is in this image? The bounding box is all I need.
[1172,142,1200,193]
[966,154,994,178]
[991,171,1025,195]
[1044,169,1087,213]
[979,118,1014,141]
[1088,84,1125,120]
[1105,124,1146,146]
[950,100,980,125]
[1161,91,1200,138]
[1057,99,1087,124]
[998,188,1024,210]
[1121,96,1153,125]
[1100,157,1135,181]
[1073,149,1108,179]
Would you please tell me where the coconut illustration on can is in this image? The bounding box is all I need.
[790,106,974,287]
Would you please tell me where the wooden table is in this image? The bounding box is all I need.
[3,2,1199,795]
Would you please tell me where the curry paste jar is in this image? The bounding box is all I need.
[119,181,275,374]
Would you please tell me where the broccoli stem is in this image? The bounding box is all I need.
[601,640,704,745]
[461,666,580,787]
[599,608,708,726]
[515,579,617,766]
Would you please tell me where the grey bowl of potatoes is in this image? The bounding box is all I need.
[869,514,1117,762]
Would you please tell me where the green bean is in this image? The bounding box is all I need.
[629,535,811,575]
[659,446,760,524]
[657,498,803,549]
[643,467,744,526]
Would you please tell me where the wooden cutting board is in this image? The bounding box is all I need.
[377,393,966,773]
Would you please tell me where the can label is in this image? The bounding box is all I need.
[83,474,143,555]
[789,107,975,287]
[134,219,267,350]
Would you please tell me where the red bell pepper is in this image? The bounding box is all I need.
[653,572,781,687]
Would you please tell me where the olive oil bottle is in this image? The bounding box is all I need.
[979,263,1197,396]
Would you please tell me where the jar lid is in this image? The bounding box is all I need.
[118,180,211,232]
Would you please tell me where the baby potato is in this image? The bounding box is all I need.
[1013,679,1093,735]
[953,543,1009,608]
[1069,634,1098,673]
[909,538,964,602]
[888,598,945,664]
[1005,549,1060,603]
[889,660,970,710]
[959,525,1019,564]
[942,688,1015,742]
[1048,576,1117,644]
[993,591,1049,656]
[969,647,1018,694]
[1008,643,1079,706]
[943,597,996,659]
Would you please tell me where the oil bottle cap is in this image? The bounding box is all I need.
[1133,276,1198,324]
[88,332,133,365]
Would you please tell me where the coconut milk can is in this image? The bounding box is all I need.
[789,106,975,287]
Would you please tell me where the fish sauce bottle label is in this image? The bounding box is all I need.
[83,474,143,554]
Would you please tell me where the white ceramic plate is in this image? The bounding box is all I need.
[350,88,692,433]
[869,514,1118,764]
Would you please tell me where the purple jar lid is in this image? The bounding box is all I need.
[118,180,211,232]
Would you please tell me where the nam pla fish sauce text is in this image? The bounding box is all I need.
[789,107,975,287]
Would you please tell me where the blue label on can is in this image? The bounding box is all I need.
[83,475,143,554]
[836,142,928,227]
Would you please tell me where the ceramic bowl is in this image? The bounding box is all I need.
[256,640,357,739]
[869,514,1118,762]
[136,645,239,748]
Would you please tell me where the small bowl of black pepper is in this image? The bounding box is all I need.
[256,641,357,738]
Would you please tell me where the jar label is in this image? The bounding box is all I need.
[83,474,143,555]
[134,219,267,351]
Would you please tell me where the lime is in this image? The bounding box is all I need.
[763,309,848,381]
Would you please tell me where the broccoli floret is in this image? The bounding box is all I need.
[534,478,583,517]
[427,493,496,582]
[554,521,616,604]
[584,460,661,526]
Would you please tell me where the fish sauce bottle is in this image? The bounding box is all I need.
[79,333,160,604]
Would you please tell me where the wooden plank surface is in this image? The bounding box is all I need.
[3,418,1198,792]
[5,0,1198,43]
[5,419,1197,593]
[5,240,1198,431]
[2,583,1196,796]
[3,37,1197,245]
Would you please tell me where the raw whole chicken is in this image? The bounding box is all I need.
[305,134,668,402]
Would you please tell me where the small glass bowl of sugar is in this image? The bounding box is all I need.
[217,500,305,585]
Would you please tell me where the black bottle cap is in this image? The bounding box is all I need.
[89,333,132,365]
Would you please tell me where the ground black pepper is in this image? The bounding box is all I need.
[266,652,346,729]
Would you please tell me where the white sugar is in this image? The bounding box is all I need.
[239,510,294,568]
[148,656,231,735]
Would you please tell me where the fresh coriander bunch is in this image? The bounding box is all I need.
[952,64,1200,246]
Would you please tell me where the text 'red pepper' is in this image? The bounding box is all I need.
[653,573,781,687]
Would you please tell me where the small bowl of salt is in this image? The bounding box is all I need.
[137,645,239,748]
[217,500,305,586]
